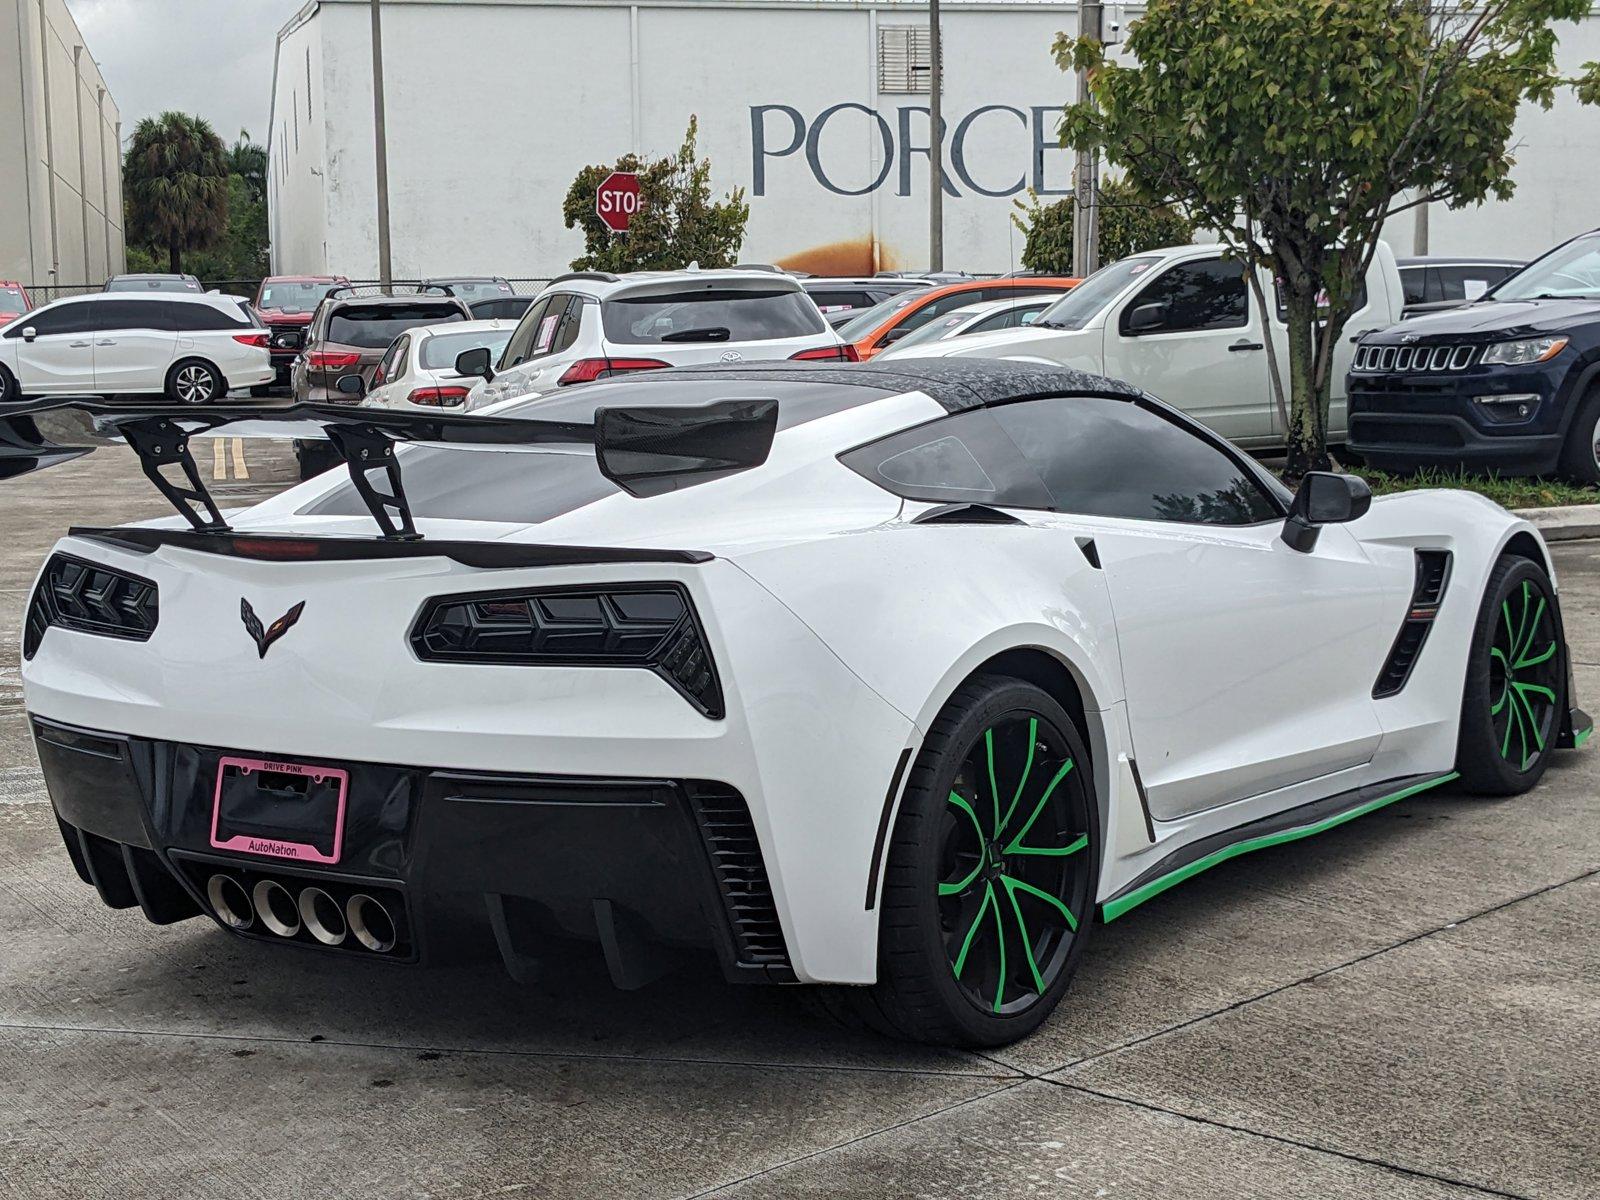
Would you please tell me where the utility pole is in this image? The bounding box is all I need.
[1413,196,1430,256]
[73,46,90,281]
[369,0,393,291]
[928,0,943,271]
[1072,0,1103,279]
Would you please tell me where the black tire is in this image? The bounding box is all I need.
[294,438,341,480]
[0,363,17,404]
[249,383,273,398]
[854,675,1099,1047]
[1455,555,1567,795]
[1557,387,1600,485]
[165,359,224,405]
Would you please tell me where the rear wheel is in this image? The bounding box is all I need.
[165,359,223,405]
[1456,555,1566,795]
[0,364,16,404]
[858,675,1097,1046]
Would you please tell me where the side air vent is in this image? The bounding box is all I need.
[685,783,793,978]
[24,554,159,660]
[912,503,1024,525]
[1374,550,1452,698]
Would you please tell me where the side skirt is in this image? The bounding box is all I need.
[1099,771,1459,923]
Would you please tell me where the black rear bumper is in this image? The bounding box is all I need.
[32,717,793,986]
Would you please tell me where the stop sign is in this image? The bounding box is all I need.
[595,171,641,234]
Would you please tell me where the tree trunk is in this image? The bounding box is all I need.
[1282,281,1332,478]
[168,239,181,274]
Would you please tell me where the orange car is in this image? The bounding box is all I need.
[837,277,1080,360]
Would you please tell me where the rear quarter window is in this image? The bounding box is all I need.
[601,288,825,344]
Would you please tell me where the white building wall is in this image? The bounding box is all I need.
[0,0,124,291]
[268,0,1600,279]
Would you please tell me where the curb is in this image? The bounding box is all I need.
[1512,503,1600,542]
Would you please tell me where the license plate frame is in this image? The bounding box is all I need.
[209,756,349,865]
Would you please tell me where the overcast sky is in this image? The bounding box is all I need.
[65,0,303,148]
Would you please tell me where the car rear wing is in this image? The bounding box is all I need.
[0,396,778,542]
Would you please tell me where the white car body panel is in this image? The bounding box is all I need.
[15,362,1570,987]
[362,318,516,413]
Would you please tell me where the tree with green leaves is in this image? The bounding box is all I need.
[123,112,230,274]
[562,117,749,272]
[1060,0,1600,475]
[226,130,268,205]
[1011,178,1193,274]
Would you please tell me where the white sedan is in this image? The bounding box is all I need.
[361,319,517,411]
[874,294,1068,358]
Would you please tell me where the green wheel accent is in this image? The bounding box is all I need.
[1490,578,1560,772]
[1575,725,1595,749]
[935,712,1091,1017]
[1101,772,1459,923]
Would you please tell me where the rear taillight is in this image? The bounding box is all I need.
[557,357,671,386]
[789,343,859,362]
[308,350,362,370]
[25,554,159,660]
[406,386,471,407]
[233,333,270,348]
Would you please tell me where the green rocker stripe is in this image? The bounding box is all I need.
[1100,771,1460,923]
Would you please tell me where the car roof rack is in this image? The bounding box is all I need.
[724,264,790,274]
[547,271,622,286]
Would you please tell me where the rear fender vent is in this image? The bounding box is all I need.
[685,782,792,979]
[1374,550,1453,698]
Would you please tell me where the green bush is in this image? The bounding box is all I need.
[1011,178,1193,274]
[563,117,749,272]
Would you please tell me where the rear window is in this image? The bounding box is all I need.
[601,288,825,344]
[437,280,512,302]
[328,304,465,347]
[420,329,515,370]
[107,277,199,292]
[259,281,340,310]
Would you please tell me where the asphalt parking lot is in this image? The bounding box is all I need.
[1,438,1596,1200]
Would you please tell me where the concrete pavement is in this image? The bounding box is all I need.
[0,439,1594,1199]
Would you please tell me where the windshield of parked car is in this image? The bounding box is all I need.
[258,281,340,310]
[835,293,922,340]
[328,304,466,347]
[435,280,512,301]
[421,328,515,370]
[1490,234,1600,301]
[0,285,26,316]
[889,308,987,350]
[1032,257,1160,330]
[106,276,199,293]
[601,288,825,343]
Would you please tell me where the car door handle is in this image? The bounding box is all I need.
[1228,340,1264,352]
[69,341,92,348]
[95,340,117,346]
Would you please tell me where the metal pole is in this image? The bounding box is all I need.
[38,0,59,284]
[97,87,111,272]
[928,0,943,271]
[1413,196,1430,256]
[369,0,393,291]
[73,46,90,281]
[1073,0,1103,279]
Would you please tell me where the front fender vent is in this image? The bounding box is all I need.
[24,553,159,660]
[1374,550,1452,698]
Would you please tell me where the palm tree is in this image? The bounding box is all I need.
[123,112,230,273]
[227,130,268,204]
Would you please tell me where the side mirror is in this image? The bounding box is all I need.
[880,325,913,344]
[1282,472,1372,552]
[455,346,494,381]
[1125,303,1168,334]
[20,326,37,343]
[335,373,367,398]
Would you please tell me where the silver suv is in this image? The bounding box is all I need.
[464,267,852,407]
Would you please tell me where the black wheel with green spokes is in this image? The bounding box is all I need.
[1458,555,1567,795]
[862,675,1097,1046]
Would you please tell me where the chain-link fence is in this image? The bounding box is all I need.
[18,277,557,307]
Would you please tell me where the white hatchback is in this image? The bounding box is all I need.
[361,319,518,412]
[0,292,273,404]
[465,268,852,407]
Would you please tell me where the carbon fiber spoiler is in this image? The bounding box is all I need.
[0,396,778,541]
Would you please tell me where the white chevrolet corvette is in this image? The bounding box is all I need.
[5,360,1588,1047]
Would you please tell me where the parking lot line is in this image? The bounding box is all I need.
[231,438,248,480]
[211,438,227,479]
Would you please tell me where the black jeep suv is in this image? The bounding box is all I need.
[1348,228,1600,481]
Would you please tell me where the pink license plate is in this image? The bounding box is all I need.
[210,756,349,864]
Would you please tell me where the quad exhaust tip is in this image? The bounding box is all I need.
[298,886,347,946]
[346,893,397,953]
[206,874,253,929]
[252,879,301,938]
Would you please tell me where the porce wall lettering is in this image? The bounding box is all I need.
[750,104,1072,199]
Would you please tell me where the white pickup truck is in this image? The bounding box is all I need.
[880,241,1405,450]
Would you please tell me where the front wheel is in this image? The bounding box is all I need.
[860,675,1098,1046]
[1456,555,1567,795]
[0,364,17,404]
[166,359,224,405]
[1557,387,1600,485]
